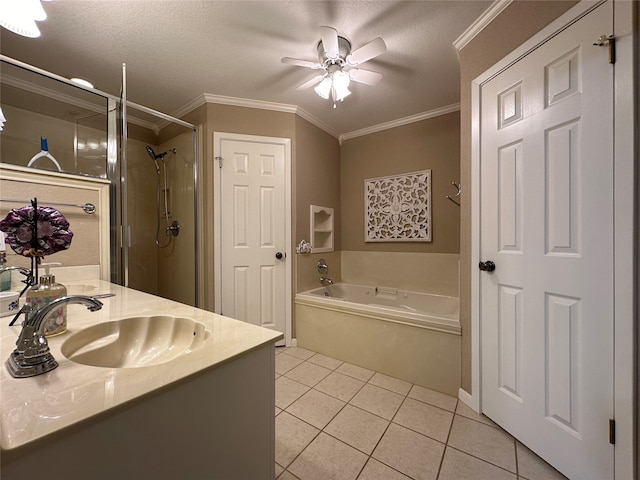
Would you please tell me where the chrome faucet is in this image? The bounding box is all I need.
[6,295,103,378]
[0,265,32,277]
[320,277,333,286]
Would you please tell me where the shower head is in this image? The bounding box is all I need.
[146,145,160,173]
[146,145,174,160]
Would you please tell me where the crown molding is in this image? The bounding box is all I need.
[175,97,460,143]
[170,94,207,120]
[173,93,340,139]
[202,93,298,114]
[453,0,514,52]
[339,103,460,143]
[294,107,339,139]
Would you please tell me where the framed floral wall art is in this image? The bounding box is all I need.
[364,170,432,242]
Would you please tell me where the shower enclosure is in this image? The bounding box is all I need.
[0,55,200,307]
[120,98,198,306]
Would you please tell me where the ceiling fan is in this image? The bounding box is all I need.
[282,26,387,105]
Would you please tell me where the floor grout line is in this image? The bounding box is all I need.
[276,347,559,480]
[434,398,458,479]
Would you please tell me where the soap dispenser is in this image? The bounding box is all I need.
[0,232,10,291]
[26,262,67,336]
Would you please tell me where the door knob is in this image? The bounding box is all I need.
[275,252,284,260]
[479,260,496,272]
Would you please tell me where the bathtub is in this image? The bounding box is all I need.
[297,283,460,334]
[295,283,461,395]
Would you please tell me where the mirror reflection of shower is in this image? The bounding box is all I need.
[146,145,179,248]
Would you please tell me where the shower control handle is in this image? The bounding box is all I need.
[479,260,496,272]
[275,252,284,260]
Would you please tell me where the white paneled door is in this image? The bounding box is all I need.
[480,2,614,478]
[217,135,289,343]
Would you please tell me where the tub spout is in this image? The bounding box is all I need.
[320,277,333,286]
[6,295,103,378]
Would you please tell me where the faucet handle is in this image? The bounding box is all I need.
[6,323,58,378]
[317,258,328,275]
[23,332,50,359]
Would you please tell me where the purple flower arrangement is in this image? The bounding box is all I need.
[0,204,73,257]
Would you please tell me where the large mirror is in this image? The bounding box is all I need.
[0,58,111,178]
[0,57,199,308]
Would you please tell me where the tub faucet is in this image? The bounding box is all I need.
[320,277,333,286]
[6,295,103,378]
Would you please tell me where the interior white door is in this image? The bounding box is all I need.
[219,137,287,340]
[479,2,614,478]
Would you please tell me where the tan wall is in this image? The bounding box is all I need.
[294,116,341,251]
[458,0,578,393]
[294,116,342,294]
[341,112,460,253]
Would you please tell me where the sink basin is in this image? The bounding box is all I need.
[61,316,209,368]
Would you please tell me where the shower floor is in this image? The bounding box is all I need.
[275,346,566,480]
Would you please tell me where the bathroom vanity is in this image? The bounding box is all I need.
[0,280,283,479]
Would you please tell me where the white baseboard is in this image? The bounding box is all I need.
[289,338,298,347]
[458,388,479,413]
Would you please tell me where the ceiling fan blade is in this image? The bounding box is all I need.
[346,37,387,65]
[281,57,321,69]
[297,75,325,90]
[319,26,340,59]
[348,68,383,86]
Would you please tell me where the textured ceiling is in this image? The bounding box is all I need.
[0,1,492,136]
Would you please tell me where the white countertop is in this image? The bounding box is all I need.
[0,280,283,453]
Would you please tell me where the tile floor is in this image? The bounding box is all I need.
[275,346,567,480]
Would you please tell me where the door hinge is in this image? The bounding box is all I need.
[609,419,616,444]
[593,34,616,64]
[215,156,223,168]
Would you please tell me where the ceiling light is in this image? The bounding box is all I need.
[332,70,350,89]
[314,76,332,100]
[283,26,387,105]
[70,77,94,89]
[331,69,351,102]
[333,83,351,102]
[0,0,48,38]
[313,66,352,104]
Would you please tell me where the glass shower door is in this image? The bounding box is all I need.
[113,96,199,307]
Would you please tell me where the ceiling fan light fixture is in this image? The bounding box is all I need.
[333,84,351,102]
[285,26,387,105]
[0,0,47,38]
[332,69,350,89]
[314,76,332,99]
